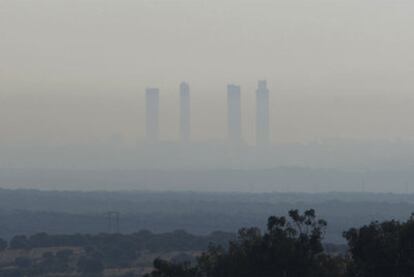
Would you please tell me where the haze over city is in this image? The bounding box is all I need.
[2,0,414,193]
[2,0,414,144]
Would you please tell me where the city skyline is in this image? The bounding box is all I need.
[145,88,160,142]
[180,82,191,143]
[256,80,270,146]
[2,0,414,146]
[145,81,270,145]
[227,84,242,144]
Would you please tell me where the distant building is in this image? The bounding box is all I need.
[146,88,159,142]
[227,84,242,143]
[180,82,191,143]
[256,80,270,145]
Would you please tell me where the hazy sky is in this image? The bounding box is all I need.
[1,0,414,145]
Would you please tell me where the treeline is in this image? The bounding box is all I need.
[6,230,234,252]
[2,189,414,243]
[0,230,234,277]
[146,210,414,277]
[2,210,414,276]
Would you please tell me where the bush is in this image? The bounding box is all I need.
[77,256,104,277]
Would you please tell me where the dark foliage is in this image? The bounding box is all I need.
[0,230,234,276]
[145,209,345,277]
[344,214,414,277]
[77,256,104,276]
[8,230,233,251]
[149,258,197,277]
[14,256,32,269]
[9,235,30,249]
[6,208,414,277]
[0,238,7,251]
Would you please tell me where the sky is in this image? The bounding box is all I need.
[1,0,414,145]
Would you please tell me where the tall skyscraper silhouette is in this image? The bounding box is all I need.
[146,88,159,142]
[227,84,242,143]
[256,80,270,145]
[180,82,191,143]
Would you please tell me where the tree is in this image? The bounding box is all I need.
[0,238,7,251]
[77,256,104,277]
[149,258,196,277]
[9,235,30,249]
[145,209,345,277]
[56,249,74,262]
[344,214,414,277]
[14,257,32,269]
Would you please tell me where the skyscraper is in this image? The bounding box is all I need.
[180,82,191,143]
[227,84,242,143]
[145,88,159,142]
[256,80,270,145]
